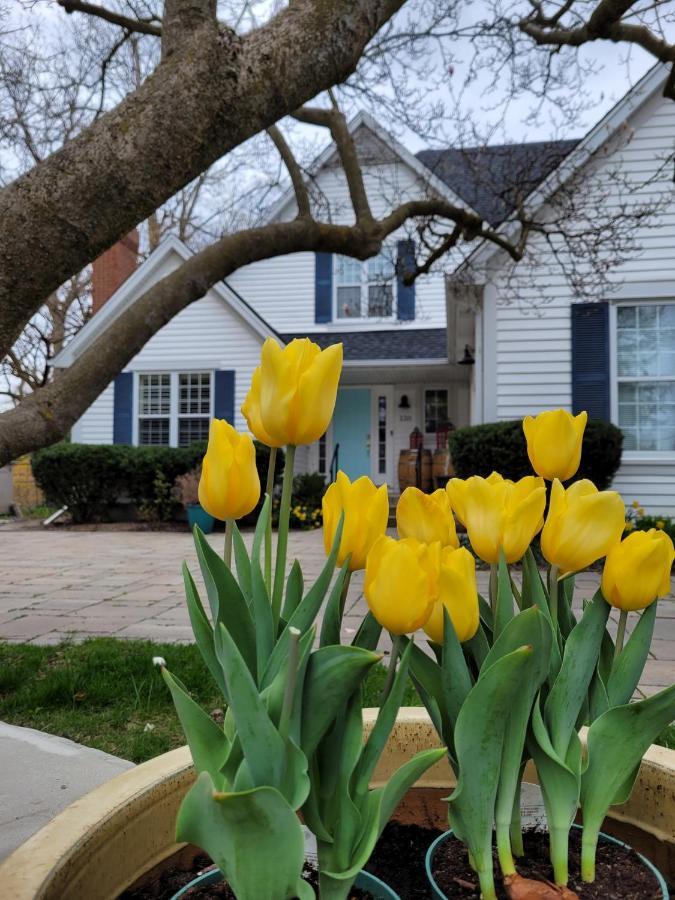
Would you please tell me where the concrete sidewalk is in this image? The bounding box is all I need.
[0,527,673,696]
[0,722,133,859]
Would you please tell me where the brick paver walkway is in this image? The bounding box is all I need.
[0,526,672,696]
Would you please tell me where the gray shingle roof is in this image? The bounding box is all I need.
[280,328,447,361]
[417,140,579,226]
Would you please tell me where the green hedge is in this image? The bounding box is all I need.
[448,419,623,490]
[32,442,284,524]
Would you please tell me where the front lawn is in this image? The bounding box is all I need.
[0,638,419,763]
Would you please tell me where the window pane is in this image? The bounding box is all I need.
[617,304,675,379]
[367,252,395,281]
[335,256,362,285]
[179,372,210,415]
[139,418,170,446]
[377,395,387,474]
[178,418,210,448]
[139,374,170,415]
[660,306,675,327]
[425,389,448,433]
[368,284,393,317]
[618,377,675,450]
[337,286,362,318]
[617,306,636,328]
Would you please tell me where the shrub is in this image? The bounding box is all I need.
[293,472,326,507]
[448,418,623,490]
[32,441,284,524]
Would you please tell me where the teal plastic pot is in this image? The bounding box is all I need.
[170,866,400,899]
[186,504,215,534]
[424,824,669,899]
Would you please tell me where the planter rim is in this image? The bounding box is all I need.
[1,708,673,899]
[424,824,670,900]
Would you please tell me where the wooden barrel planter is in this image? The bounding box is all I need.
[432,449,454,488]
[398,449,432,493]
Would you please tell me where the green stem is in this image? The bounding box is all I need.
[264,447,277,596]
[549,565,560,631]
[278,626,301,741]
[496,822,516,876]
[581,825,600,883]
[380,635,401,706]
[272,444,295,628]
[489,563,498,620]
[476,863,497,900]
[224,518,234,569]
[549,825,570,886]
[614,609,628,659]
[509,774,525,858]
[339,569,352,618]
[318,872,353,900]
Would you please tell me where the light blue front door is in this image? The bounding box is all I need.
[332,388,371,480]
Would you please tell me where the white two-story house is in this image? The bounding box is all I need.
[55,63,675,512]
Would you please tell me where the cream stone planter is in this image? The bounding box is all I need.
[1,709,673,899]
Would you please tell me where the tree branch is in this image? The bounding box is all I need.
[162,0,217,60]
[56,1,162,36]
[267,125,311,218]
[0,0,406,359]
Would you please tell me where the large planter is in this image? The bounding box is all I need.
[186,503,214,534]
[1,709,673,899]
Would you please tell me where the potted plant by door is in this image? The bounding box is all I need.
[174,468,215,534]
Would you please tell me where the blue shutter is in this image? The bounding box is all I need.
[315,253,333,323]
[571,301,610,421]
[113,372,133,444]
[397,240,416,321]
[214,370,235,423]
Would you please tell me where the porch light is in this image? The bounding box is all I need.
[458,344,475,365]
[398,394,411,409]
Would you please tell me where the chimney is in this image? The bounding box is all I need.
[91,229,139,314]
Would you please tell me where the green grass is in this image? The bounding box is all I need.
[0,639,419,763]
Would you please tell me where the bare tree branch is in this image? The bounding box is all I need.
[162,0,217,60]
[267,124,311,217]
[56,1,163,36]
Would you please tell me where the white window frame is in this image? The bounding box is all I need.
[332,250,398,323]
[133,370,214,448]
[423,386,450,436]
[609,297,675,462]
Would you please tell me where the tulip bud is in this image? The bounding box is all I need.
[322,471,389,571]
[423,547,479,644]
[198,419,261,521]
[364,536,440,634]
[242,337,342,447]
[446,472,546,564]
[396,487,459,548]
[601,529,674,612]
[523,409,587,481]
[541,479,625,575]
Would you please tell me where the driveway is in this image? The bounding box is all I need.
[0,525,672,696]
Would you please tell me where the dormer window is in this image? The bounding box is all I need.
[335,250,396,320]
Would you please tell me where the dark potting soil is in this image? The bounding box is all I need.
[365,820,443,899]
[431,826,664,899]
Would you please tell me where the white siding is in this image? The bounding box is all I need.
[228,157,450,332]
[71,382,114,444]
[483,86,675,514]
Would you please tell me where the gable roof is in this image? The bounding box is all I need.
[456,62,669,273]
[280,327,448,362]
[417,140,579,226]
[53,235,281,369]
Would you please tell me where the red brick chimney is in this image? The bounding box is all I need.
[91,229,139,314]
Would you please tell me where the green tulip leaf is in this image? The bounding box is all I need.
[262,628,314,741]
[251,494,270,568]
[607,602,657,707]
[440,608,474,732]
[407,638,452,751]
[528,697,582,833]
[558,574,578,638]
[478,593,494,634]
[544,591,609,758]
[176,773,312,900]
[161,667,230,789]
[232,523,252,602]
[581,684,675,844]
[494,550,514,639]
[282,560,304,622]
[193,527,257,678]
[447,645,535,883]
[588,671,610,722]
[182,563,227,698]
[352,611,383,652]
[301,644,380,757]
[214,623,309,809]
[319,560,350,647]
[465,623,490,671]
[250,552,274,680]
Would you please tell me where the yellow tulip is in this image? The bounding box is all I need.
[423,547,479,644]
[396,487,459,548]
[446,472,545,564]
[241,366,283,448]
[523,409,587,481]
[242,337,342,447]
[322,471,389,571]
[198,419,261,521]
[364,536,440,634]
[541,479,625,575]
[601,529,674,612]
